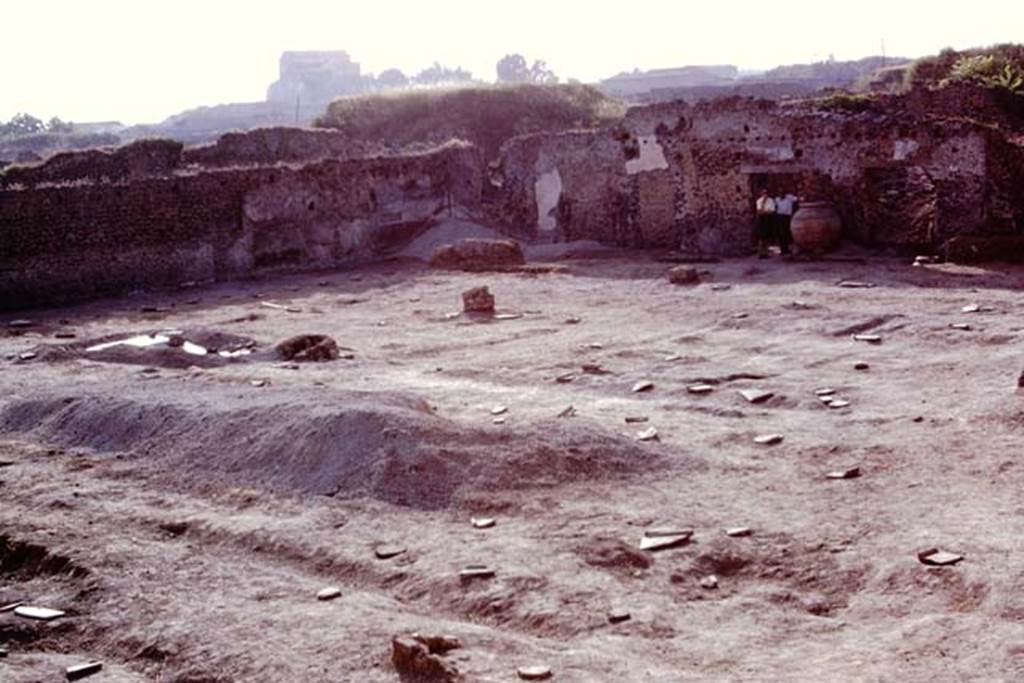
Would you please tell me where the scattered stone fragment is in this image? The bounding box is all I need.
[853,334,882,344]
[827,399,851,409]
[819,395,835,405]
[65,662,103,681]
[640,529,693,551]
[754,434,784,445]
[700,575,720,589]
[517,665,553,681]
[54,332,77,339]
[1,601,25,613]
[950,323,972,331]
[555,372,577,384]
[815,388,836,397]
[317,587,342,601]
[726,527,753,537]
[460,564,496,580]
[838,281,874,288]
[636,427,659,442]
[564,316,582,324]
[584,342,604,350]
[664,354,683,362]
[471,517,496,529]
[276,334,340,362]
[491,405,508,416]
[493,417,506,425]
[17,352,36,361]
[961,304,993,314]
[8,319,34,328]
[631,381,654,393]
[607,609,632,624]
[711,284,732,291]
[392,635,459,682]
[557,405,577,418]
[801,594,831,616]
[739,389,774,404]
[668,266,700,285]
[462,286,496,314]
[250,379,267,388]
[285,307,302,314]
[0,646,6,658]
[1018,369,1024,389]
[826,466,861,480]
[260,301,289,311]
[375,545,406,560]
[733,312,750,320]
[687,384,714,395]
[625,416,649,424]
[494,313,523,321]
[918,548,964,566]
[791,300,814,310]
[14,605,65,621]
[854,362,870,371]
[582,363,609,375]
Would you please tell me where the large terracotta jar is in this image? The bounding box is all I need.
[790,202,841,253]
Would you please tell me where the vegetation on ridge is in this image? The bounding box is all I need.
[314,83,626,161]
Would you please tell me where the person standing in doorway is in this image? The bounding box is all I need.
[755,188,776,258]
[774,190,798,257]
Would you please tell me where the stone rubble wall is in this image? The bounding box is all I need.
[181,127,372,168]
[0,143,482,310]
[491,95,1022,256]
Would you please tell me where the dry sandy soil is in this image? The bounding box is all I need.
[1,244,1023,682]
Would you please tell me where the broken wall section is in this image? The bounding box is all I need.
[492,96,1017,256]
[0,143,483,310]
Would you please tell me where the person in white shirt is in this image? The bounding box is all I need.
[755,188,776,258]
[774,192,798,256]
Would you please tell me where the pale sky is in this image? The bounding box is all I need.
[3,0,1023,125]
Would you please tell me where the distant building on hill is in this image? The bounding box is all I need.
[266,51,366,121]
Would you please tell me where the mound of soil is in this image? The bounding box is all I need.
[0,386,668,509]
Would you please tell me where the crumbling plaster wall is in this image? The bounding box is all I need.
[0,143,482,310]
[493,97,1003,255]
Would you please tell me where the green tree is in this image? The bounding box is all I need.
[497,54,530,83]
[46,116,73,133]
[1,113,45,137]
[496,54,559,84]
[376,68,409,89]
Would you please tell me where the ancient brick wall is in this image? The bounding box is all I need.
[0,143,482,310]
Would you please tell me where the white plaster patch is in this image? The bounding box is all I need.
[894,139,920,161]
[534,168,563,233]
[626,136,669,175]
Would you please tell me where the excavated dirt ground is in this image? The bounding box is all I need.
[1,247,1023,682]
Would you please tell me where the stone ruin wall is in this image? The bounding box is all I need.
[0,142,482,310]
[2,91,1022,311]
[492,97,1023,256]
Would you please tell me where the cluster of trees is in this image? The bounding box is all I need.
[368,62,475,91]
[495,54,558,84]
[366,53,560,92]
[0,113,73,138]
